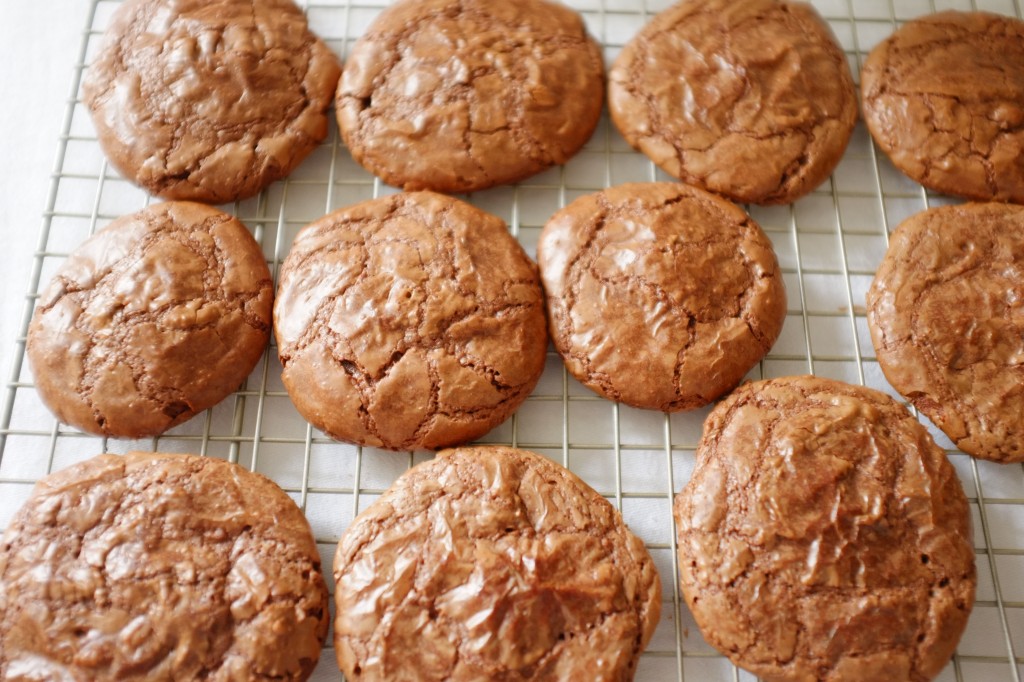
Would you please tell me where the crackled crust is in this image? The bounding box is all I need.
[26,202,273,438]
[333,445,661,681]
[867,203,1024,463]
[536,182,786,411]
[0,452,329,681]
[608,0,857,205]
[336,0,604,193]
[273,192,547,451]
[675,376,975,682]
[82,0,341,203]
[861,11,1024,204]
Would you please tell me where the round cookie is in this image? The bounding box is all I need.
[0,452,329,681]
[675,376,976,682]
[27,201,273,438]
[861,11,1024,204]
[867,203,1024,463]
[608,0,857,205]
[82,0,341,203]
[537,182,786,411]
[336,0,604,194]
[274,191,547,451]
[333,445,661,681]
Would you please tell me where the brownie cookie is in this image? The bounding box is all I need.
[608,0,857,205]
[27,201,273,438]
[82,0,341,203]
[675,376,975,682]
[867,203,1024,463]
[336,0,604,193]
[274,192,547,451]
[537,182,786,411]
[861,12,1024,204]
[0,452,329,681]
[333,445,661,681]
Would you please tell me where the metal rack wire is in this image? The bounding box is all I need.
[2,0,1023,680]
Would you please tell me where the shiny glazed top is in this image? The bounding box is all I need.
[274,192,548,451]
[336,0,604,193]
[867,203,1024,462]
[333,446,662,681]
[675,376,975,682]
[83,0,341,203]
[537,182,786,411]
[26,201,273,438]
[608,0,857,205]
[0,452,329,681]
[861,11,1024,204]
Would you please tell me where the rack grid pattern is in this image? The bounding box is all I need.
[3,0,1024,680]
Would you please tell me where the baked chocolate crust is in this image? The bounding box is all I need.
[27,201,273,438]
[861,11,1024,204]
[609,0,857,205]
[336,0,604,193]
[537,182,786,411]
[0,452,329,681]
[83,0,341,203]
[334,445,661,681]
[867,202,1024,462]
[675,376,975,681]
[274,192,547,451]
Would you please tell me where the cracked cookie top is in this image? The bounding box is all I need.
[335,0,604,194]
[867,203,1024,463]
[675,376,975,682]
[862,11,1024,204]
[27,201,273,438]
[0,452,329,681]
[608,0,857,205]
[537,182,786,411]
[273,191,547,451]
[82,0,341,203]
[333,445,661,681]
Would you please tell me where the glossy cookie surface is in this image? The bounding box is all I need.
[27,201,273,438]
[861,11,1024,204]
[336,0,604,193]
[0,452,329,681]
[675,376,976,681]
[83,0,341,203]
[274,191,547,450]
[538,182,786,411]
[609,0,857,205]
[867,202,1024,463]
[333,445,661,681]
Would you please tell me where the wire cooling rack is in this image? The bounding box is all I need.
[3,0,1024,680]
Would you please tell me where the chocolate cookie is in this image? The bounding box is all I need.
[675,376,975,682]
[336,0,604,193]
[274,191,547,451]
[0,452,329,681]
[861,11,1024,204]
[537,182,786,411]
[82,0,341,203]
[608,0,857,205]
[27,201,273,438]
[333,445,661,681]
[867,203,1024,463]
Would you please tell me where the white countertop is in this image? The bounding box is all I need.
[0,3,90,386]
